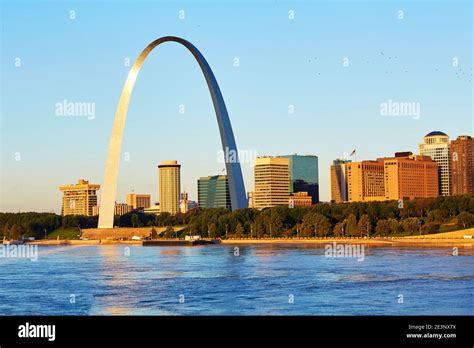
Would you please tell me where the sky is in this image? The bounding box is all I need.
[1,0,473,213]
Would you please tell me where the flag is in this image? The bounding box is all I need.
[350,149,356,156]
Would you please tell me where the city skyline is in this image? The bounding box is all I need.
[1,1,472,213]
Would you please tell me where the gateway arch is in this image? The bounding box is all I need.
[98,36,247,229]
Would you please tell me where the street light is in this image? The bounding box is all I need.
[314,224,317,239]
[226,224,228,239]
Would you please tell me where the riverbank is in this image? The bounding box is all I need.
[222,229,474,248]
[221,237,474,248]
[27,239,142,245]
[22,229,474,247]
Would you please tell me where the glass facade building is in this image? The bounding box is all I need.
[279,154,319,204]
[198,175,231,209]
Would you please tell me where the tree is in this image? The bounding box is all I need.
[375,219,390,236]
[2,222,10,239]
[235,223,244,238]
[457,211,474,229]
[209,223,217,238]
[10,224,20,240]
[387,218,400,234]
[345,214,358,236]
[164,225,175,238]
[131,214,140,228]
[400,217,419,234]
[357,214,371,237]
[301,212,330,237]
[333,222,344,237]
[150,227,158,239]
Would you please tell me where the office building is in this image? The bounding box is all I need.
[59,179,100,216]
[419,131,451,196]
[347,153,439,202]
[347,161,385,202]
[197,175,231,209]
[253,157,290,209]
[158,160,181,215]
[383,152,438,200]
[279,154,319,203]
[450,135,474,195]
[126,193,151,209]
[330,159,351,203]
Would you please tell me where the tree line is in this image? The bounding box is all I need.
[1,195,473,239]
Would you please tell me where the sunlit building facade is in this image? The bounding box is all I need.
[419,131,451,196]
[347,153,439,202]
[347,161,385,202]
[253,157,290,209]
[158,160,181,215]
[126,193,151,210]
[383,153,438,200]
[59,179,100,216]
[450,135,474,195]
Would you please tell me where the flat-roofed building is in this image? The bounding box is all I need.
[450,135,474,195]
[347,161,385,202]
[198,175,231,209]
[126,193,151,209]
[279,154,319,203]
[348,153,439,202]
[382,152,438,200]
[253,157,290,209]
[59,179,100,216]
[289,192,312,207]
[143,204,161,215]
[92,203,133,216]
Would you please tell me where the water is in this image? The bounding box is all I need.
[0,244,473,315]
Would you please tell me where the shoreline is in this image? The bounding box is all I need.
[23,237,474,248]
[221,238,474,248]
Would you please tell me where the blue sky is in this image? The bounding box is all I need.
[1,0,472,213]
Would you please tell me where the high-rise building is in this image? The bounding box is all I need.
[419,131,451,196]
[158,160,181,215]
[253,157,290,209]
[59,179,100,216]
[330,159,351,203]
[383,153,438,200]
[279,154,319,203]
[126,193,151,209]
[347,153,439,202]
[450,135,474,195]
[347,161,385,202]
[197,175,231,209]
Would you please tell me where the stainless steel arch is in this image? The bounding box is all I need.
[98,36,247,228]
